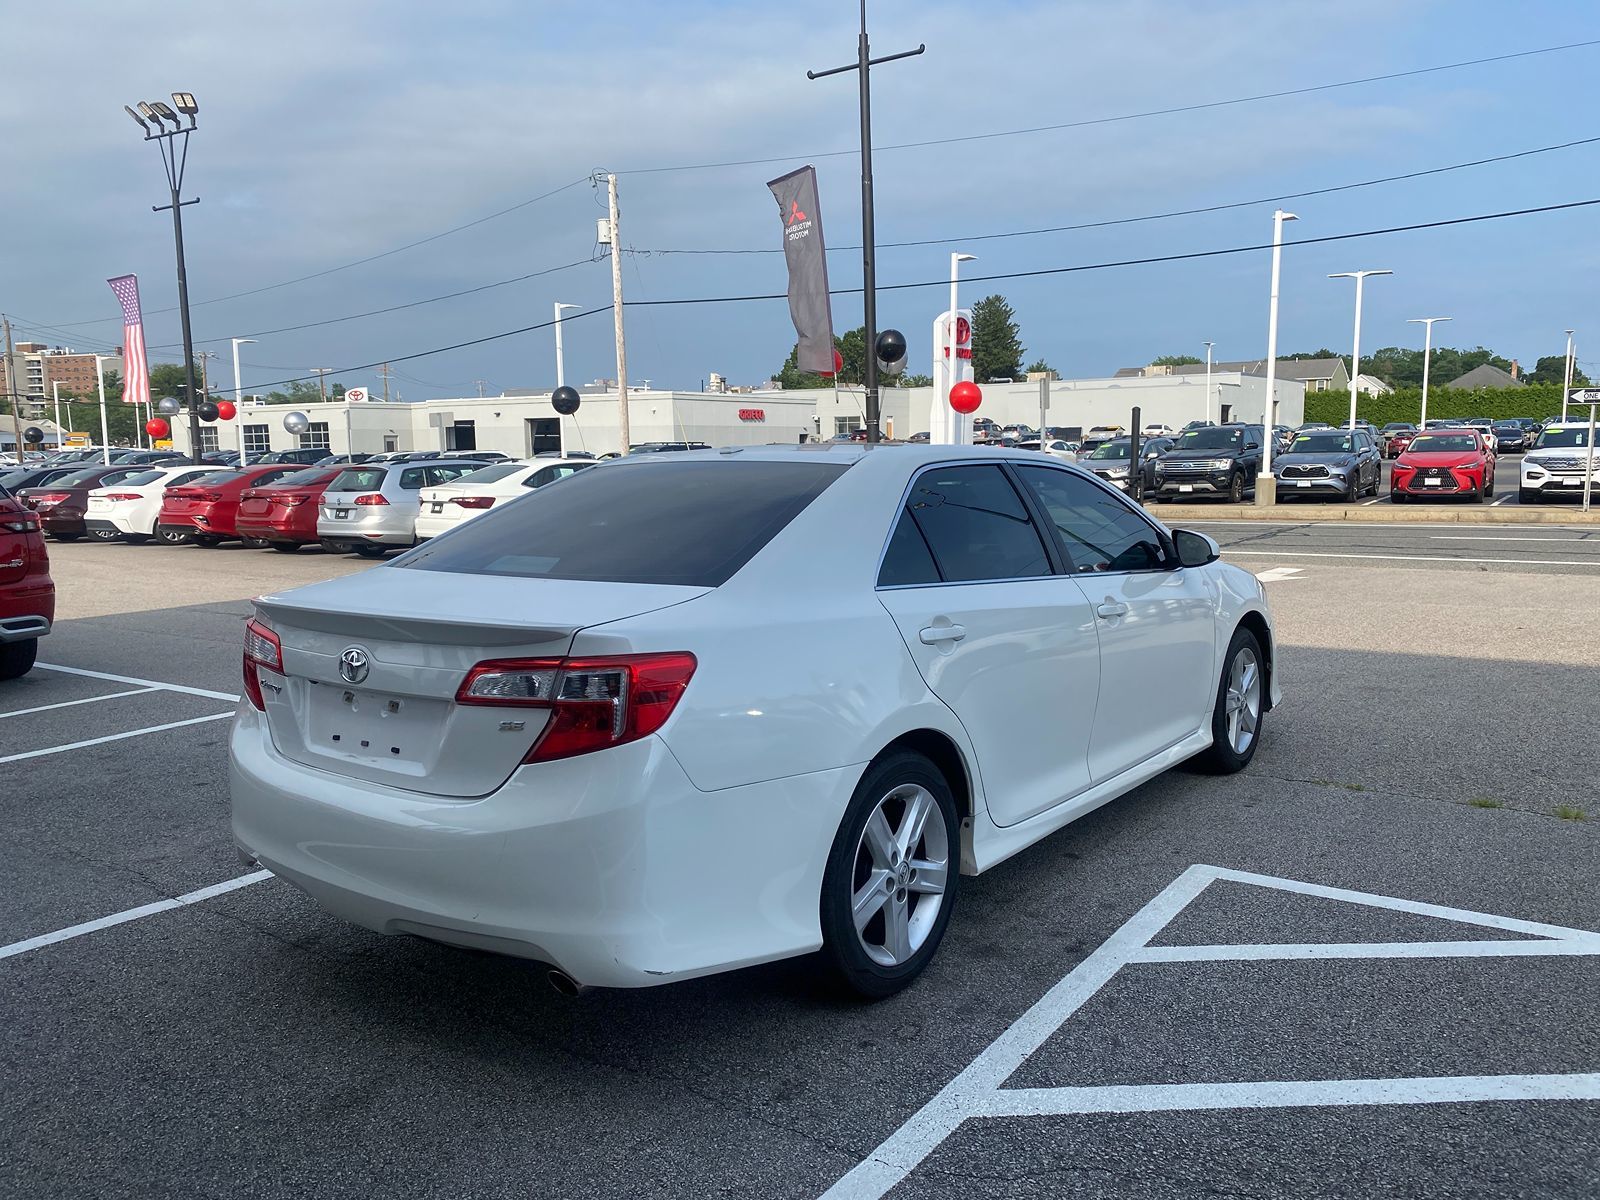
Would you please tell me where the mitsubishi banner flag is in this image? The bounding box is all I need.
[767,166,835,374]
[107,274,150,407]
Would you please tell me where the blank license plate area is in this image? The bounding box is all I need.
[1295,480,1312,488]
[430,503,443,513]
[1423,478,1442,486]
[333,509,350,519]
[304,680,447,766]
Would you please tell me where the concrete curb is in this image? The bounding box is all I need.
[1147,503,1600,525]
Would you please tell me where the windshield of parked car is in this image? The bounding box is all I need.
[1177,427,1246,449]
[1382,423,1413,431]
[47,467,115,488]
[396,460,849,587]
[1408,434,1479,453]
[1087,441,1131,460]
[1492,422,1521,431]
[1289,433,1354,453]
[1534,427,1594,449]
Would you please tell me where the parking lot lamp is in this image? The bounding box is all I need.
[1406,317,1450,432]
[231,338,256,462]
[1203,341,1215,425]
[553,303,580,389]
[1562,329,1576,420]
[1257,209,1296,506]
[1328,269,1392,432]
[126,92,204,464]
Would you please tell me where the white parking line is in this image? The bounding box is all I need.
[820,865,1600,1200]
[0,712,235,764]
[0,870,272,962]
[0,687,157,720]
[36,662,240,703]
[1222,549,1600,567]
[1428,535,1590,542]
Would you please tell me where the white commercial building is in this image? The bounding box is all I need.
[170,372,1305,460]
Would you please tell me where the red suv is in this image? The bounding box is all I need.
[158,465,299,547]
[0,483,55,679]
[234,466,346,552]
[1391,429,1496,503]
[18,463,152,542]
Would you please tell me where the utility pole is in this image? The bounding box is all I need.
[3,316,21,466]
[198,350,216,404]
[310,367,334,402]
[378,362,393,404]
[474,380,487,398]
[607,172,630,456]
[807,2,924,445]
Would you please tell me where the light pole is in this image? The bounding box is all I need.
[51,382,63,451]
[1406,317,1451,431]
[553,302,580,389]
[1203,341,1215,426]
[125,93,203,464]
[94,356,110,464]
[1328,269,1393,431]
[231,337,256,463]
[1257,209,1297,506]
[948,252,976,444]
[1562,329,1576,419]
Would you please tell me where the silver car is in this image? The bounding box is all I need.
[317,460,482,558]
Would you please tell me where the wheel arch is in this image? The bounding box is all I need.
[1235,610,1275,711]
[871,728,975,826]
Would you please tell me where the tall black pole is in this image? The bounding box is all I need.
[168,169,203,464]
[856,3,880,443]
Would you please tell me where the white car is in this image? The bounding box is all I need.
[1017,438,1079,463]
[414,457,594,540]
[1519,423,1598,503]
[232,446,1279,997]
[1142,423,1176,438]
[83,464,226,544]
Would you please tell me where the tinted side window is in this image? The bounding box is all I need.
[399,468,428,490]
[1017,467,1167,574]
[878,510,940,587]
[904,465,1050,583]
[426,465,474,486]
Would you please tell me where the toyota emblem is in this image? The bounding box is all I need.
[338,646,371,685]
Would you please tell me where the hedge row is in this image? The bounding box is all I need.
[1303,383,1583,427]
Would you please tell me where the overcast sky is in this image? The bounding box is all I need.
[4,0,1598,399]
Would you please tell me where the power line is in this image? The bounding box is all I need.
[231,195,1600,393]
[619,38,1600,174]
[633,135,1600,255]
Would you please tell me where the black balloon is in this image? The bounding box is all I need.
[198,401,220,421]
[875,328,908,366]
[22,426,44,444]
[551,385,581,415]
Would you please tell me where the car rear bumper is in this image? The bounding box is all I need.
[0,612,51,642]
[40,509,86,535]
[230,705,850,988]
[236,518,317,543]
[412,510,475,540]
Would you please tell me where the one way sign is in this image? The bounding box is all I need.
[1570,389,1600,404]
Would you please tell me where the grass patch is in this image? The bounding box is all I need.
[1553,806,1587,822]
[1467,796,1503,809]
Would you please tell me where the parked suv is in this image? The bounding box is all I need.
[1519,423,1596,503]
[317,459,482,557]
[0,482,54,679]
[1150,424,1264,502]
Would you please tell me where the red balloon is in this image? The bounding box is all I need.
[817,347,845,378]
[215,400,237,421]
[145,417,170,438]
[949,381,983,414]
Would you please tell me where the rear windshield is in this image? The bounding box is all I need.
[189,470,246,487]
[117,469,167,487]
[269,467,336,488]
[395,459,848,587]
[329,467,386,491]
[47,467,116,488]
[451,463,524,486]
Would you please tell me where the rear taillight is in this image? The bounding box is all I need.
[456,653,697,763]
[101,493,142,502]
[242,618,283,712]
[354,493,388,506]
[31,492,68,506]
[200,491,224,503]
[276,494,308,507]
[451,496,495,509]
[2,513,40,532]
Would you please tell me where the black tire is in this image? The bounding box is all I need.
[193,534,223,548]
[1227,472,1245,504]
[820,751,961,1000]
[1195,626,1266,774]
[1485,474,1495,498]
[319,539,351,554]
[354,544,389,559]
[124,533,150,545]
[51,532,81,543]
[0,637,38,681]
[270,542,301,553]
[156,527,191,546]
[1519,489,1538,505]
[240,536,269,549]
[1389,490,1405,504]
[1342,478,1358,503]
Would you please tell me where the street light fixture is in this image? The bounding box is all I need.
[1257,210,1297,506]
[1203,341,1215,426]
[1406,317,1451,431]
[553,302,580,390]
[1328,269,1393,432]
[1562,328,1576,420]
[126,90,204,464]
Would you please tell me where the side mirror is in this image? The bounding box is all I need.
[1245,441,1261,451]
[1172,528,1221,568]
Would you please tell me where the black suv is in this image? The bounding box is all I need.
[1150,423,1264,503]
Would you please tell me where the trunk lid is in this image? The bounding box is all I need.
[251,569,710,796]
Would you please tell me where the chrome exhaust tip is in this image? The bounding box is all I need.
[546,968,588,998]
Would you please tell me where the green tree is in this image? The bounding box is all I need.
[1529,354,1591,386]
[1281,349,1341,360]
[1025,359,1057,379]
[970,294,1024,382]
[774,327,867,389]
[147,361,201,402]
[899,373,933,388]
[263,379,327,406]
[1151,354,1202,367]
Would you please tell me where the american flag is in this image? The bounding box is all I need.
[107,274,149,406]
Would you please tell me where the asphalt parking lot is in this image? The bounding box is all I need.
[3,533,1597,1198]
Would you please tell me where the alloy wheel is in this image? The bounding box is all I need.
[1224,645,1262,756]
[849,783,950,968]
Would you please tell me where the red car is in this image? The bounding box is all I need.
[158,464,300,547]
[1386,429,1416,458]
[234,466,347,552]
[0,481,55,679]
[18,463,153,541]
[1391,429,1496,503]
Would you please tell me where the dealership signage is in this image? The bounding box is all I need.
[738,408,766,422]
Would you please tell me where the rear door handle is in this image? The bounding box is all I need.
[919,623,967,645]
[1096,602,1130,620]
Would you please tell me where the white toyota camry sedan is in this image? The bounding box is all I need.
[231,444,1279,997]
